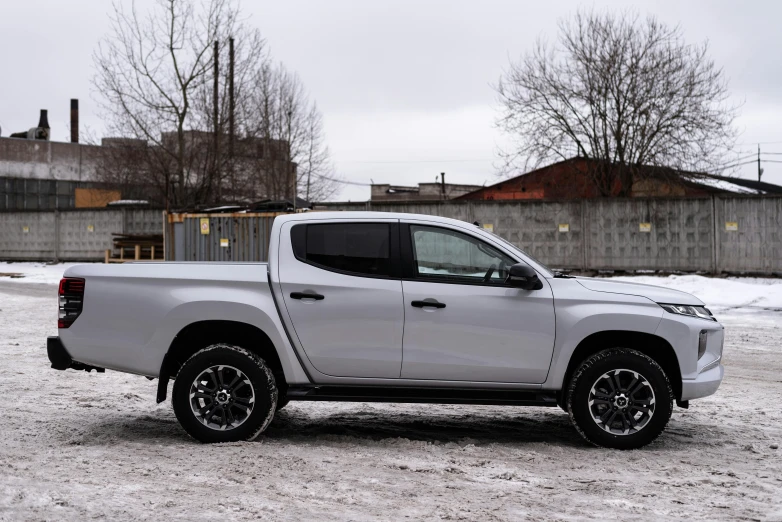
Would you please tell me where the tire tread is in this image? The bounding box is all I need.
[566,348,673,449]
[172,343,277,442]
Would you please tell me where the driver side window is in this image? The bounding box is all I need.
[410,225,515,284]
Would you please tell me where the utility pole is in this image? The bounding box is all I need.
[758,144,764,182]
[213,40,220,202]
[440,172,446,200]
[227,37,235,204]
[288,110,295,211]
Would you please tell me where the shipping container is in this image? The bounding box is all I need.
[165,212,288,262]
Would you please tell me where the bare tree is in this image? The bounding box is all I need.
[93,0,265,208]
[495,9,739,196]
[93,0,339,208]
[242,63,339,203]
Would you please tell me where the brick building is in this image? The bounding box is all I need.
[457,157,778,201]
[0,106,297,210]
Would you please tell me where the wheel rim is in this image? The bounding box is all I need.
[588,368,655,436]
[189,365,255,431]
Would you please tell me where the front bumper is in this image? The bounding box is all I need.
[654,312,725,401]
[47,336,104,373]
[681,363,724,401]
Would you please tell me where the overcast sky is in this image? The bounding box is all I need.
[2,0,781,200]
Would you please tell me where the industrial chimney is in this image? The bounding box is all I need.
[9,110,51,140]
[70,99,79,143]
[38,109,50,130]
[34,110,50,140]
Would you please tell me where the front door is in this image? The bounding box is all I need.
[400,223,556,383]
[278,220,404,379]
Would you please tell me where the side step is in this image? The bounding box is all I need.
[286,385,558,407]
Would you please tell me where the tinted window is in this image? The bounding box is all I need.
[293,223,392,277]
[410,225,515,284]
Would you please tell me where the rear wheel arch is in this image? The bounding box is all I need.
[560,331,682,403]
[157,320,286,403]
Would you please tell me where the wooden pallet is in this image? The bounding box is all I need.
[105,234,164,263]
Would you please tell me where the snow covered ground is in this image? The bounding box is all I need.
[0,262,82,286]
[0,268,781,520]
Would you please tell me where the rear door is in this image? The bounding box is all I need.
[399,221,556,383]
[277,219,404,379]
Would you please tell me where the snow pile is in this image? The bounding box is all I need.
[609,274,782,310]
[0,262,83,285]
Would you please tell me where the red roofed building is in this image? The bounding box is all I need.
[457,157,761,201]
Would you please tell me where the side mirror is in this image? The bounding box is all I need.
[506,262,543,290]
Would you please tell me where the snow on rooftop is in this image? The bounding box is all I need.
[685,176,761,194]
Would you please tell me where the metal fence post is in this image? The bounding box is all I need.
[53,209,60,262]
[581,200,588,271]
[711,195,720,275]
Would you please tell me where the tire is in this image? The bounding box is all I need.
[567,349,673,450]
[172,344,278,443]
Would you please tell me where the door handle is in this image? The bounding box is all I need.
[290,291,325,301]
[411,299,446,309]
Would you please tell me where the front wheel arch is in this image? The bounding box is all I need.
[561,331,682,403]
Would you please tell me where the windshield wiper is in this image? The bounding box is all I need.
[553,272,575,279]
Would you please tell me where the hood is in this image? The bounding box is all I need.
[576,278,704,306]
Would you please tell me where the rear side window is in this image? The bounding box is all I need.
[291,223,393,277]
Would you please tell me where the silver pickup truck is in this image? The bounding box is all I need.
[48,212,724,449]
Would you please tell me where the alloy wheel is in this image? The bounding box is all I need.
[588,368,656,436]
[189,365,255,431]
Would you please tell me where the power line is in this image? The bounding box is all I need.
[312,173,372,187]
[717,159,758,170]
[735,140,782,145]
[338,158,493,165]
[716,154,757,168]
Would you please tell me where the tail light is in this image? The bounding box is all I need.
[58,278,85,328]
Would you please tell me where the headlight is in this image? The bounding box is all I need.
[659,304,716,322]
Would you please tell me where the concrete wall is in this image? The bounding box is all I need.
[0,137,101,182]
[0,209,164,261]
[317,196,782,274]
[5,198,779,272]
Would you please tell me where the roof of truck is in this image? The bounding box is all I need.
[278,211,472,227]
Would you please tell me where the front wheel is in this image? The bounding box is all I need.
[172,344,278,443]
[567,349,673,450]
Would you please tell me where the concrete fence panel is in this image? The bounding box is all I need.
[586,198,714,272]
[0,212,56,260]
[471,201,584,269]
[717,197,782,273]
[58,210,124,260]
[124,209,165,235]
[0,209,163,261]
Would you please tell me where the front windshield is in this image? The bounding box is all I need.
[480,228,555,277]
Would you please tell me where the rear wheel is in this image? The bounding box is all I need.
[567,349,673,450]
[172,344,277,443]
